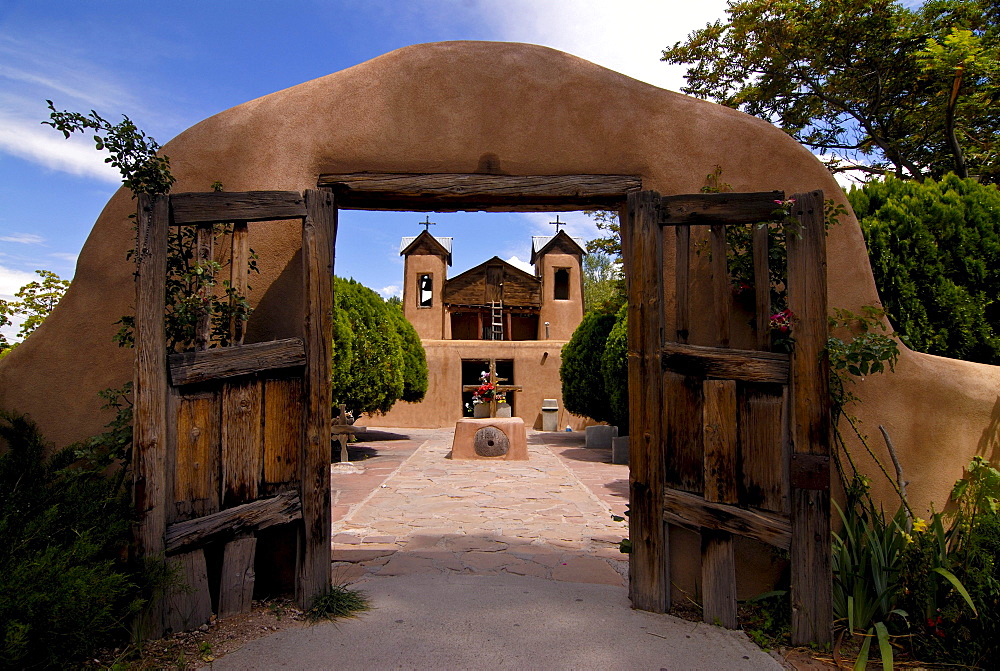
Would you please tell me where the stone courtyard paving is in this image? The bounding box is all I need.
[329,427,631,587]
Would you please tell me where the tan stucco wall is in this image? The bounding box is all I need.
[365,339,589,431]
[536,252,584,340]
[0,40,997,521]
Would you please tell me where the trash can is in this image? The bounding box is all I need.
[541,398,559,431]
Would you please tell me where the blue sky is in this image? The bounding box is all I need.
[0,0,739,338]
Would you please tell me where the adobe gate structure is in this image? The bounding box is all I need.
[130,175,831,644]
[624,189,832,645]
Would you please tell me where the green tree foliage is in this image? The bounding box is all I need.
[584,210,622,260]
[850,174,1000,363]
[582,251,625,313]
[601,304,629,430]
[331,278,427,416]
[44,101,174,196]
[386,301,428,403]
[0,270,70,355]
[662,0,1000,183]
[0,410,145,668]
[560,311,617,425]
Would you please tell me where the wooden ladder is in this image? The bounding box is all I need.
[489,300,504,340]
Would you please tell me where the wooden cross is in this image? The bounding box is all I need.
[462,359,523,418]
[420,215,436,232]
[549,215,566,233]
[332,403,366,463]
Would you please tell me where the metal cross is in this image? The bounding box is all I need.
[549,215,566,233]
[420,215,437,232]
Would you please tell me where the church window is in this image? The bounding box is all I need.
[553,267,570,300]
[418,273,433,307]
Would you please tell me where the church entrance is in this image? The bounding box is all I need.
[460,358,514,417]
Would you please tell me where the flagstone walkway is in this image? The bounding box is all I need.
[328,427,631,587]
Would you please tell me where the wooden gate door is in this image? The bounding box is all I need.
[624,189,832,645]
[132,190,335,636]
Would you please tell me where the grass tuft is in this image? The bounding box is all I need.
[305,583,371,623]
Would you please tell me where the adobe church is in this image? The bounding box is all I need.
[365,226,589,430]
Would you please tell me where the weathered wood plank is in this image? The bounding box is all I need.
[710,224,730,348]
[703,380,738,504]
[195,224,214,351]
[738,385,789,513]
[165,490,302,553]
[173,392,220,520]
[701,531,738,629]
[219,536,257,619]
[133,193,169,637]
[169,338,306,386]
[230,222,249,345]
[752,224,771,351]
[663,488,792,550]
[787,190,832,646]
[170,191,306,225]
[164,549,212,633]
[221,379,262,508]
[626,190,668,613]
[787,190,831,457]
[263,377,302,486]
[790,488,833,645]
[298,189,335,606]
[317,172,642,211]
[675,224,690,344]
[664,371,704,492]
[660,191,784,226]
[662,342,789,384]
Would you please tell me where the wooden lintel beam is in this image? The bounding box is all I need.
[660,191,785,226]
[165,491,302,554]
[170,191,306,225]
[661,342,789,384]
[662,488,792,550]
[169,338,306,386]
[317,172,641,211]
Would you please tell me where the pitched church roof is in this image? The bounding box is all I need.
[399,230,453,265]
[443,256,542,308]
[530,230,587,265]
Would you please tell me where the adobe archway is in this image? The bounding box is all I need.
[1,40,998,568]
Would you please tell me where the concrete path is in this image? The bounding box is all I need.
[216,428,780,670]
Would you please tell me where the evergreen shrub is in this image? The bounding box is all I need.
[851,174,1000,364]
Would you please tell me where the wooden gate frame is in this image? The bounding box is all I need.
[624,190,832,645]
[132,189,335,634]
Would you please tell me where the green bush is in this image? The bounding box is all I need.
[386,302,428,404]
[0,411,144,669]
[331,278,427,416]
[601,304,629,430]
[560,311,617,425]
[851,174,1000,364]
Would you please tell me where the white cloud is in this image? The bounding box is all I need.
[0,115,119,182]
[379,284,402,298]
[475,0,730,92]
[0,232,45,244]
[0,265,37,298]
[505,255,534,274]
[520,211,601,241]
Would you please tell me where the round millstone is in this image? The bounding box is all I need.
[474,426,509,457]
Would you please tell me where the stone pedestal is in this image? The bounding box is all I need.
[612,435,630,465]
[451,417,528,460]
[585,424,618,449]
[541,398,559,431]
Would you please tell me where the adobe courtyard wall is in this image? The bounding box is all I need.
[365,339,588,431]
[0,41,996,523]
